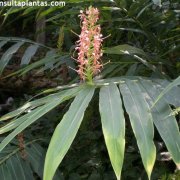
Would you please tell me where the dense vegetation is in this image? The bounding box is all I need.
[0,0,179,179]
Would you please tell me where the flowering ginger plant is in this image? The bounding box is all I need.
[75,6,103,84]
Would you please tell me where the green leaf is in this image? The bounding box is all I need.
[15,154,34,180]
[101,64,119,78]
[120,79,156,179]
[44,86,95,180]
[0,42,24,74]
[0,37,51,50]
[152,79,180,108]
[0,164,12,180]
[22,7,39,15]
[103,46,163,76]
[26,143,45,178]
[0,99,41,121]
[6,155,27,180]
[2,7,20,25]
[0,89,69,121]
[99,83,125,180]
[46,9,79,22]
[21,44,39,65]
[0,138,47,180]
[0,40,8,49]
[38,7,59,19]
[136,3,153,18]
[0,87,81,152]
[0,106,43,134]
[4,54,62,78]
[118,28,147,36]
[152,76,180,107]
[0,153,34,180]
[125,63,138,76]
[103,44,147,57]
[140,79,180,165]
[152,79,180,107]
[0,83,81,122]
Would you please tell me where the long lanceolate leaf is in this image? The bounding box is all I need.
[139,80,180,165]
[21,44,39,65]
[99,83,125,180]
[0,95,51,122]
[44,86,95,180]
[0,90,64,122]
[0,106,44,134]
[6,54,62,78]
[0,83,80,122]
[0,42,24,74]
[120,80,156,179]
[0,87,81,152]
[0,139,47,180]
[152,76,180,107]
[152,79,180,108]
[0,37,52,50]
[103,45,147,57]
[103,45,164,77]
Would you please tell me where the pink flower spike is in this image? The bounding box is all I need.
[74,6,103,82]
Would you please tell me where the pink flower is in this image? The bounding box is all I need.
[75,6,103,82]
